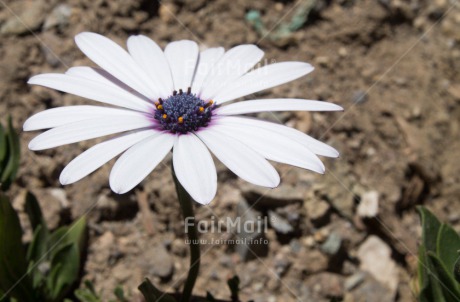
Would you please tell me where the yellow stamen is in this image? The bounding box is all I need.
[162,114,167,119]
[205,100,214,108]
[178,116,184,123]
[199,107,204,113]
[157,104,163,110]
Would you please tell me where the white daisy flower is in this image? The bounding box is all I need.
[24,32,343,205]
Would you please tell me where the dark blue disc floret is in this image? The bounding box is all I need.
[153,89,215,134]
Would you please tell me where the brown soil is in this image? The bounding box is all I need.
[1,0,460,301]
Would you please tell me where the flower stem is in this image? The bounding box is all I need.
[172,167,200,302]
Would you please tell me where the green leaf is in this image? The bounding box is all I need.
[46,215,86,301]
[114,286,129,302]
[66,216,87,253]
[48,216,86,261]
[25,192,50,288]
[74,288,101,302]
[26,225,49,288]
[418,206,442,253]
[437,223,460,277]
[427,251,460,301]
[48,243,80,301]
[454,254,460,283]
[24,191,50,290]
[1,117,20,191]
[418,206,460,302]
[24,191,48,233]
[0,194,35,301]
[418,206,444,302]
[49,226,69,247]
[83,280,97,294]
[74,280,101,302]
[47,217,86,300]
[0,124,6,164]
[138,278,176,302]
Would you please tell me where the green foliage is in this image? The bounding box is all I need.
[0,192,86,302]
[0,117,20,192]
[417,206,460,302]
[138,275,243,302]
[245,0,317,46]
[0,193,35,301]
[74,280,129,302]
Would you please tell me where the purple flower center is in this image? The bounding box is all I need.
[153,88,215,134]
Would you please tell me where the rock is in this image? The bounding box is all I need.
[304,236,316,247]
[235,200,269,261]
[342,260,359,275]
[357,236,398,297]
[325,184,356,219]
[294,249,328,274]
[43,4,72,30]
[96,193,138,221]
[306,272,344,299]
[1,1,49,35]
[320,232,342,256]
[241,184,305,208]
[313,228,330,243]
[30,189,66,229]
[48,188,69,208]
[315,56,330,67]
[305,199,331,226]
[289,239,302,254]
[346,272,395,302]
[427,0,448,20]
[218,254,234,268]
[91,231,116,264]
[448,84,460,101]
[294,111,312,133]
[357,191,379,218]
[145,244,174,280]
[351,90,368,104]
[273,250,291,276]
[345,272,366,290]
[268,210,294,234]
[158,2,178,23]
[171,238,187,257]
[338,47,349,57]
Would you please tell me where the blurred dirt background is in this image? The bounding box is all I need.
[1,0,460,301]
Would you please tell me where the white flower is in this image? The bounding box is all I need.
[24,32,343,205]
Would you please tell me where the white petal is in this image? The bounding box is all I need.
[65,66,151,102]
[127,35,173,98]
[214,62,314,104]
[28,74,154,112]
[191,47,225,94]
[215,116,339,158]
[216,98,343,115]
[109,133,174,194]
[60,129,159,184]
[213,121,325,174]
[75,32,157,99]
[24,106,143,131]
[28,115,152,150]
[200,45,264,101]
[196,128,279,188]
[164,40,199,91]
[173,134,217,204]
